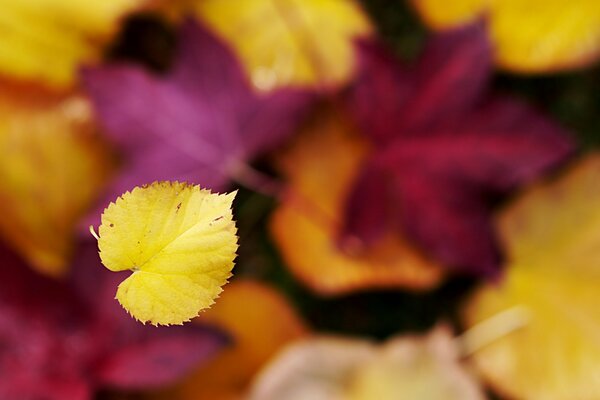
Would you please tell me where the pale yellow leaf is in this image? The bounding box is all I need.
[98,181,238,326]
[248,327,484,400]
[193,0,373,91]
[463,155,600,399]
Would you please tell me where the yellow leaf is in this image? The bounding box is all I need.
[270,112,443,296]
[97,182,238,326]
[248,327,485,400]
[192,0,373,91]
[411,0,600,73]
[463,155,600,399]
[0,81,112,276]
[0,0,149,87]
[409,0,483,28]
[153,280,307,400]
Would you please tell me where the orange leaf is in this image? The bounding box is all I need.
[0,81,113,276]
[154,280,308,400]
[270,112,443,296]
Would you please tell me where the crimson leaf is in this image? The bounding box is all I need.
[343,24,575,276]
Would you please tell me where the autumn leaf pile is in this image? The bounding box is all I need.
[1,1,599,399]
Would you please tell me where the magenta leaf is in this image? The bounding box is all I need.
[343,24,575,276]
[93,324,227,389]
[82,19,314,215]
[0,243,229,399]
[0,246,94,400]
[70,244,230,390]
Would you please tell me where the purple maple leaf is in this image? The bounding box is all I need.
[82,19,314,221]
[0,243,228,399]
[342,23,575,277]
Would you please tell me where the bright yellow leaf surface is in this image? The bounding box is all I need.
[411,0,600,73]
[463,155,600,399]
[270,112,443,296]
[193,0,373,91]
[98,182,238,326]
[248,327,484,400]
[156,280,307,400]
[0,81,112,276]
[0,0,148,87]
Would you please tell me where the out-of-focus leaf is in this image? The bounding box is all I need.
[97,182,238,326]
[94,324,229,389]
[0,244,93,400]
[83,20,313,222]
[155,280,308,400]
[248,327,484,400]
[0,80,112,276]
[190,0,373,91]
[0,0,150,87]
[343,25,575,276]
[73,244,229,392]
[463,155,600,400]
[270,111,443,296]
[411,0,600,73]
[0,242,229,399]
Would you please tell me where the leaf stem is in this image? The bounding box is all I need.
[89,225,99,241]
[457,305,530,358]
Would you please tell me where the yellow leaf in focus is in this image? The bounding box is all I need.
[97,182,238,326]
[248,327,484,400]
[270,112,443,296]
[0,81,112,276]
[0,0,149,87]
[463,155,600,399]
[193,0,373,91]
[154,280,307,400]
[411,0,600,73]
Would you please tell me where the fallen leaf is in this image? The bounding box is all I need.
[192,0,373,91]
[463,154,600,400]
[270,111,443,296]
[0,242,228,399]
[0,0,150,87]
[411,0,600,73]
[155,280,308,400]
[97,181,238,326]
[0,80,113,276]
[343,25,575,276]
[248,327,484,400]
[82,20,313,222]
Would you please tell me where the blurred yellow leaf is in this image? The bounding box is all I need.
[0,81,112,276]
[463,155,600,399]
[411,0,600,73]
[192,0,373,91]
[270,112,443,296]
[248,327,484,400]
[0,0,149,87]
[98,182,238,326]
